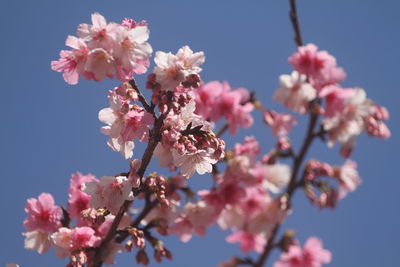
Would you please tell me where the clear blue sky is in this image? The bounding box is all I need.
[1,0,399,266]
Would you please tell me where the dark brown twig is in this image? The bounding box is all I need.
[289,0,304,47]
[252,1,314,266]
[129,78,156,118]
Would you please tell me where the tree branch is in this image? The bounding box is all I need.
[92,82,166,267]
[252,1,313,266]
[129,78,156,118]
[289,0,304,47]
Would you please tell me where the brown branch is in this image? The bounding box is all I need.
[252,2,312,265]
[254,112,318,267]
[115,198,159,244]
[92,84,167,267]
[129,78,156,118]
[289,0,304,47]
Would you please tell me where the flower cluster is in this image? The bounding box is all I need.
[194,81,255,134]
[274,237,331,267]
[99,83,154,159]
[275,43,390,157]
[20,10,391,267]
[51,13,152,84]
[23,173,134,266]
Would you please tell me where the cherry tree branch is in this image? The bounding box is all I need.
[129,78,156,118]
[252,1,313,266]
[253,112,318,267]
[289,0,304,47]
[92,82,166,267]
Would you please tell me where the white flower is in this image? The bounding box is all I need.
[274,71,316,114]
[337,160,361,199]
[323,88,374,147]
[261,164,291,193]
[114,25,153,70]
[83,176,134,214]
[217,205,245,230]
[23,230,53,254]
[172,149,218,178]
[99,91,135,159]
[154,46,205,91]
[154,143,174,167]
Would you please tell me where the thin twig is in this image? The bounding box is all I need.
[129,78,156,118]
[289,0,304,47]
[216,123,229,138]
[252,1,313,266]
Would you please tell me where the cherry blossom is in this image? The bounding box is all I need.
[274,71,316,114]
[264,110,298,137]
[51,36,88,85]
[99,88,153,159]
[153,46,205,91]
[226,231,266,253]
[24,193,62,233]
[194,81,254,134]
[82,175,134,215]
[335,160,361,199]
[274,237,331,267]
[23,230,53,254]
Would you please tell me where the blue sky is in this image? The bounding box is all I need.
[1,0,399,266]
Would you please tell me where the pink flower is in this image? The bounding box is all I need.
[68,173,97,219]
[319,85,354,117]
[264,110,297,137]
[77,13,119,51]
[216,82,254,134]
[153,46,205,91]
[24,193,62,233]
[194,81,224,120]
[70,227,100,250]
[51,36,89,85]
[195,81,254,133]
[113,23,152,77]
[84,48,115,81]
[99,89,154,159]
[120,107,154,142]
[274,237,331,267]
[311,65,346,91]
[322,88,374,153]
[169,217,194,242]
[274,71,316,114]
[289,44,336,78]
[226,231,266,253]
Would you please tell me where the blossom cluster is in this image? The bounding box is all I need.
[274,43,390,157]
[19,11,391,267]
[23,173,134,266]
[51,13,152,84]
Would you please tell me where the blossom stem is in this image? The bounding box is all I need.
[92,86,166,267]
[129,78,156,118]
